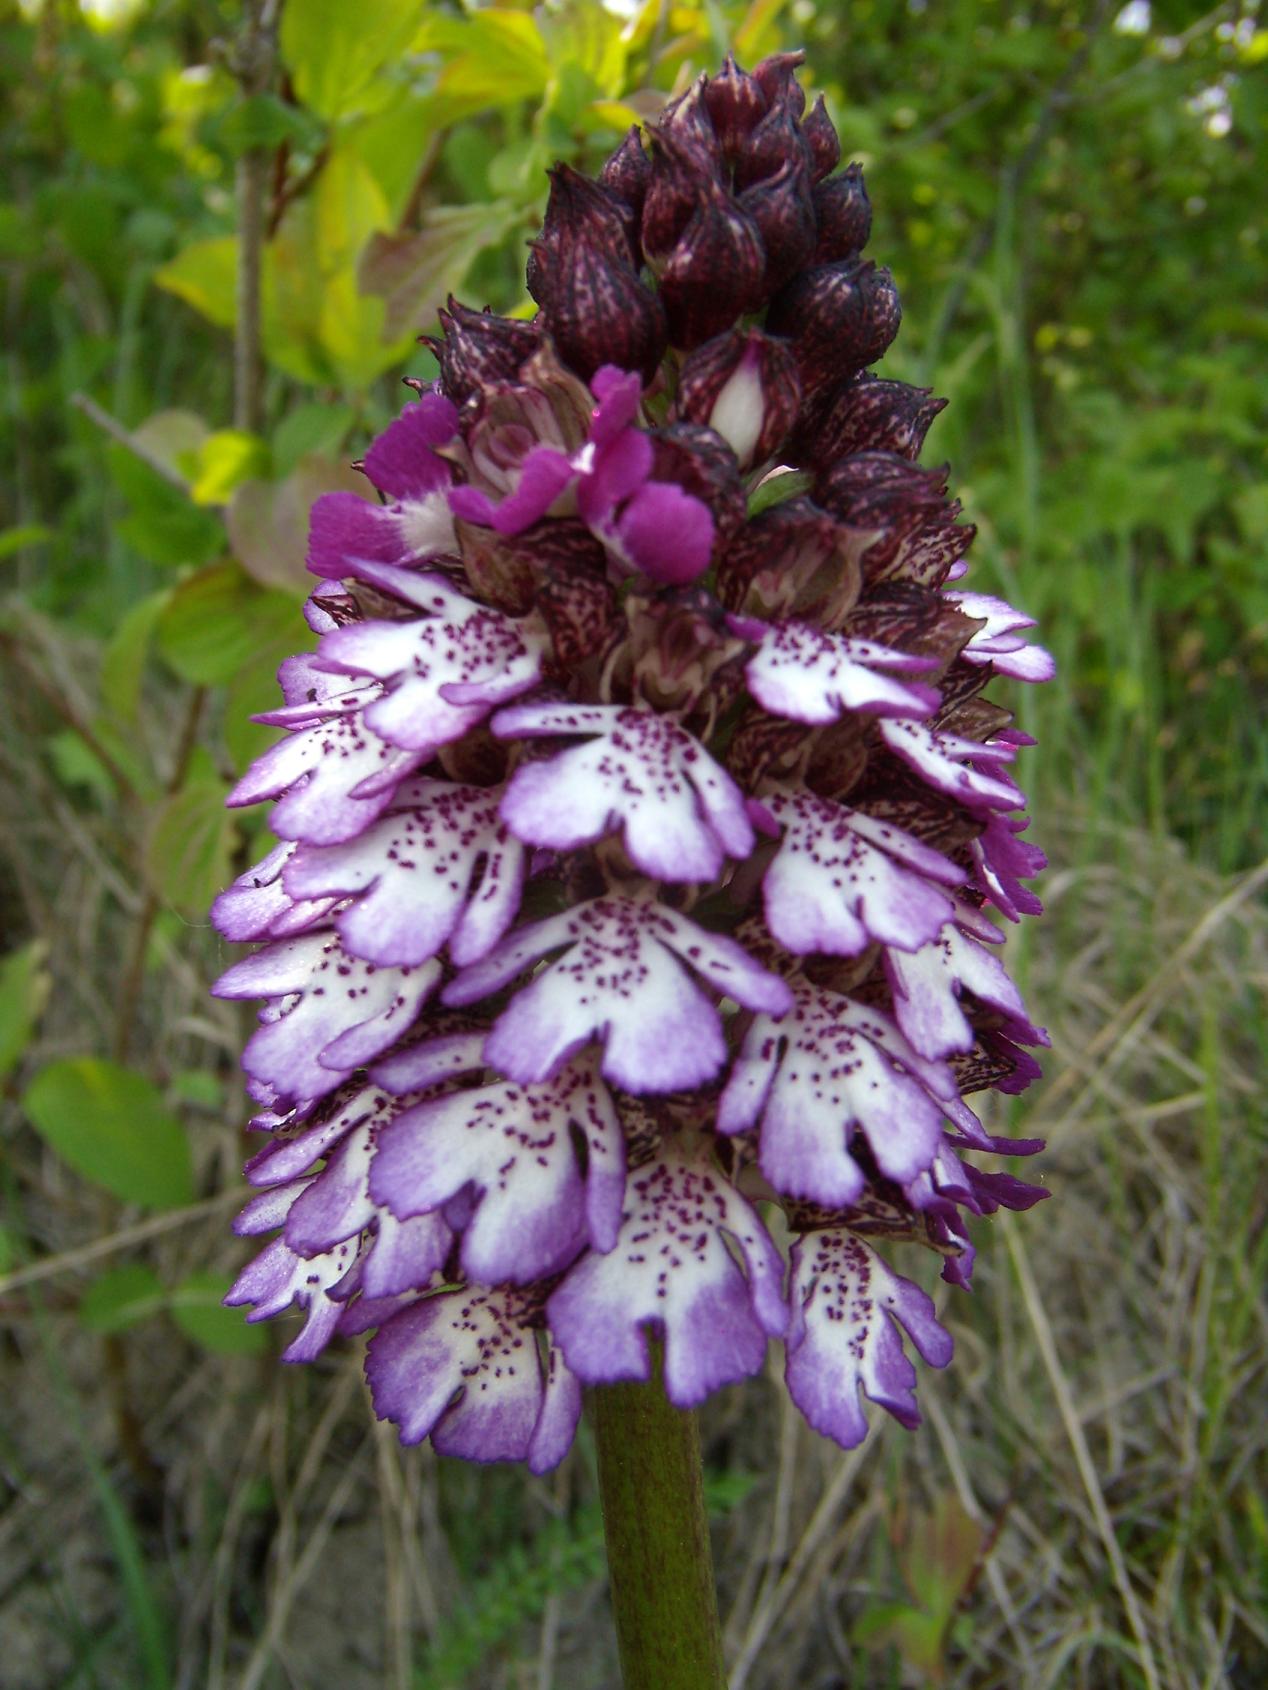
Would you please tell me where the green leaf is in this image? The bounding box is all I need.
[211,93,322,158]
[155,236,240,330]
[272,402,357,478]
[169,1270,268,1354]
[100,589,170,724]
[107,441,225,570]
[156,562,298,686]
[281,0,422,122]
[144,775,237,920]
[23,1058,195,1209]
[0,939,51,1082]
[79,1265,166,1335]
[170,1069,224,1111]
[0,523,54,559]
[47,728,117,801]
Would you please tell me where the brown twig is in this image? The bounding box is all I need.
[232,0,280,432]
[69,390,191,496]
[0,627,139,802]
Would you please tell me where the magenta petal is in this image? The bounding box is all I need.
[363,397,457,500]
[475,447,576,535]
[494,703,754,882]
[225,1233,360,1361]
[365,1286,576,1466]
[613,482,715,585]
[576,428,653,525]
[785,1232,952,1449]
[369,1054,622,1283]
[718,982,950,1206]
[761,791,962,958]
[306,492,401,579]
[546,1143,787,1406]
[588,366,644,445]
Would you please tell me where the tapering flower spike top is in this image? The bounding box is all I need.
[213,51,1054,1470]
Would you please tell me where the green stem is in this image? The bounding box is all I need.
[592,1356,728,1690]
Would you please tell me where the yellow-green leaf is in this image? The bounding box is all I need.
[281,0,422,121]
[155,237,239,330]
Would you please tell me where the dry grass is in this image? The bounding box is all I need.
[2,654,1265,1690]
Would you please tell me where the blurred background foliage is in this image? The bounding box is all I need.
[1,2,1265,1687]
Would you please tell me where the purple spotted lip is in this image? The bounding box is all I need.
[212,51,1053,1469]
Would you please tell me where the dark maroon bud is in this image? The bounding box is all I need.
[816,452,972,585]
[752,51,807,117]
[540,164,634,265]
[674,328,801,469]
[702,54,768,160]
[660,75,722,164]
[766,259,901,398]
[600,127,651,227]
[544,239,667,385]
[793,375,946,470]
[525,238,555,309]
[802,94,841,182]
[641,129,714,262]
[659,184,765,349]
[622,585,749,720]
[734,99,810,192]
[845,579,972,665]
[648,422,748,545]
[737,156,817,296]
[715,495,861,628]
[813,162,872,260]
[434,300,540,406]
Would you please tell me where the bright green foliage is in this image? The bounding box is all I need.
[23,1058,195,1210]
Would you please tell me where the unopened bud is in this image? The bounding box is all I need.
[813,163,872,261]
[600,127,651,229]
[802,95,841,181]
[738,156,817,296]
[815,451,972,585]
[703,55,768,160]
[752,52,807,118]
[659,186,766,349]
[766,259,901,397]
[795,376,947,470]
[649,422,748,544]
[542,164,635,264]
[544,239,668,386]
[715,495,862,627]
[434,301,540,407]
[675,329,801,468]
[734,99,810,193]
[660,74,722,163]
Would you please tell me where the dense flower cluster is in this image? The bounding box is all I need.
[213,51,1053,1469]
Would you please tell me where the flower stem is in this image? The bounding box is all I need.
[592,1354,728,1690]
